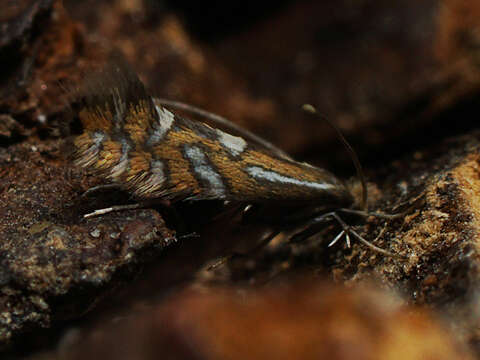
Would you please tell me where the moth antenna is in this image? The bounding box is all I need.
[302,104,367,212]
[154,98,292,160]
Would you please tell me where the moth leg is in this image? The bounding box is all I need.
[84,203,143,218]
[329,212,398,257]
[208,230,281,271]
[289,212,337,243]
[83,198,171,218]
[338,208,406,220]
[327,230,346,247]
[338,191,425,220]
[81,183,122,198]
[290,212,399,257]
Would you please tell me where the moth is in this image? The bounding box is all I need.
[71,61,396,256]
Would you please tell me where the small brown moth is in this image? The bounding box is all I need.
[72,61,396,256]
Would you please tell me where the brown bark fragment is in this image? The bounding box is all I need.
[0,140,175,345]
